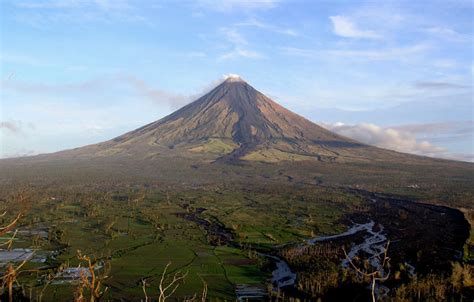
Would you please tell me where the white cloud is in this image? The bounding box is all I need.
[0,121,22,133]
[16,0,84,9]
[425,26,458,36]
[329,15,380,39]
[391,121,473,136]
[119,75,190,109]
[0,148,38,159]
[327,43,430,61]
[223,73,242,80]
[182,51,206,58]
[13,0,149,26]
[217,27,264,61]
[443,153,474,162]
[0,52,44,66]
[218,48,264,61]
[172,51,207,59]
[1,77,107,94]
[16,0,133,11]
[413,81,470,90]
[432,59,457,69]
[322,122,446,158]
[423,26,469,42]
[322,122,473,162]
[1,75,191,109]
[280,43,430,61]
[235,18,298,36]
[220,27,248,45]
[197,0,279,12]
[279,47,317,58]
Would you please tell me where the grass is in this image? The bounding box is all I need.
[6,185,357,300]
[242,148,317,162]
[188,139,238,155]
[0,155,471,300]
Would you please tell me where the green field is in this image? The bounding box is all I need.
[0,184,367,300]
[0,157,472,301]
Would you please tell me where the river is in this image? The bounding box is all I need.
[267,220,389,290]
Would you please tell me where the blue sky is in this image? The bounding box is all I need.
[1,0,473,161]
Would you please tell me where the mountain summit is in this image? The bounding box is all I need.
[3,74,470,188]
[61,77,416,163]
[79,76,371,163]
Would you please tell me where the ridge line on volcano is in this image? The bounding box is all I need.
[51,75,444,165]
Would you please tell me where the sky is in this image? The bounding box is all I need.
[0,0,473,161]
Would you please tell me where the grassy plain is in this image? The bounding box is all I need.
[0,183,367,300]
[0,155,472,300]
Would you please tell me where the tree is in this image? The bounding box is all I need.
[75,250,111,302]
[343,241,391,302]
[141,261,188,302]
[158,262,188,302]
[0,211,24,302]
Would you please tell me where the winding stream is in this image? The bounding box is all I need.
[0,248,52,266]
[340,221,387,271]
[260,253,297,288]
[267,220,389,290]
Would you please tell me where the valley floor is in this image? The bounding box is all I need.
[0,183,471,301]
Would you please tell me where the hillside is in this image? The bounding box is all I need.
[28,75,451,166]
[1,76,472,186]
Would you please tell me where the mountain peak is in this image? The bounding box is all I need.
[103,75,358,163]
[13,75,455,167]
[223,74,245,83]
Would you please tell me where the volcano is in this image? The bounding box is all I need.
[1,74,472,189]
[64,75,404,164]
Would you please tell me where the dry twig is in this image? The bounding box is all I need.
[158,262,188,302]
[75,250,110,302]
[343,241,391,302]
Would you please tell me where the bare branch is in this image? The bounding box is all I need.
[141,279,149,302]
[342,240,391,302]
[0,213,22,237]
[75,250,110,302]
[158,262,188,302]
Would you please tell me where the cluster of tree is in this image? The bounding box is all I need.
[1,187,472,301]
[0,191,208,302]
[281,242,342,269]
[278,240,473,302]
[387,269,472,301]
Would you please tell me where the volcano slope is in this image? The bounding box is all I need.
[1,76,472,211]
[38,76,444,163]
[0,76,473,301]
